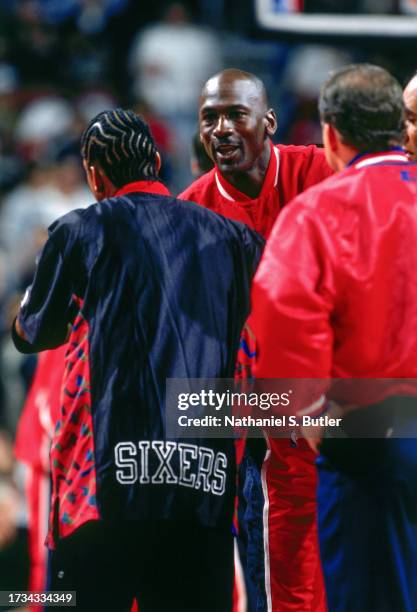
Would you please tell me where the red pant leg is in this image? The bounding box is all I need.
[262,438,326,612]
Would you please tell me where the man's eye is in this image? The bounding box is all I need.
[230,111,246,119]
[202,115,216,124]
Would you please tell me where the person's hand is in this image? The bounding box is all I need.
[301,401,344,454]
[301,421,323,454]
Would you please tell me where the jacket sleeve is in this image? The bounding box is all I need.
[241,225,265,279]
[12,212,83,353]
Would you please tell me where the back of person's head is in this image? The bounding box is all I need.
[319,64,405,153]
[81,108,159,188]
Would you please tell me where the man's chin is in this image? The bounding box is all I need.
[215,157,245,174]
[214,148,243,169]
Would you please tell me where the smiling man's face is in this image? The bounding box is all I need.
[199,73,276,178]
[404,75,417,162]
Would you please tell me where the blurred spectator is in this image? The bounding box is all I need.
[0,152,90,291]
[75,89,117,125]
[0,93,91,287]
[75,0,129,35]
[284,45,352,100]
[0,97,90,438]
[0,479,18,550]
[63,29,109,87]
[133,98,174,185]
[14,96,75,161]
[287,99,323,145]
[4,0,129,27]
[0,433,29,593]
[129,2,221,116]
[8,0,63,87]
[0,64,19,96]
[0,63,22,195]
[0,163,59,283]
[282,45,352,144]
[129,1,222,190]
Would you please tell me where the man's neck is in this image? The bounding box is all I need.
[221,142,271,199]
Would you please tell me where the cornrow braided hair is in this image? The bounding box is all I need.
[81,108,159,188]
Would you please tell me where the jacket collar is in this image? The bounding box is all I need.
[115,180,171,197]
[347,148,409,169]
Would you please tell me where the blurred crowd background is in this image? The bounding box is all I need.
[0,0,416,595]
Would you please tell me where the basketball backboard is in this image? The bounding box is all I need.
[255,0,417,37]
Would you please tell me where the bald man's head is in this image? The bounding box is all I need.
[200,69,269,109]
[198,68,277,180]
[404,73,417,162]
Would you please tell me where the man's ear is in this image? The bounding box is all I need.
[265,109,278,137]
[325,123,340,152]
[83,159,101,196]
[83,160,114,200]
[322,122,349,172]
[155,151,162,175]
[91,165,106,195]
